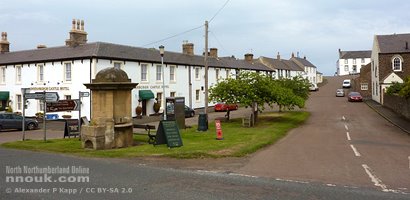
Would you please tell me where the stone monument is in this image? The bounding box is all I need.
[82,67,138,150]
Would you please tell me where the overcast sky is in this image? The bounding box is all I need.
[1,0,410,75]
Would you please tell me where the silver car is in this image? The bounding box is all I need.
[336,89,345,97]
[0,112,38,131]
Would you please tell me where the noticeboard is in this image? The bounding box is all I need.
[64,119,80,138]
[155,120,183,148]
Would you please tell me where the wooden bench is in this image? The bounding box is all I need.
[133,124,156,144]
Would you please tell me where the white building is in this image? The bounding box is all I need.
[290,55,318,84]
[0,20,277,119]
[337,49,371,76]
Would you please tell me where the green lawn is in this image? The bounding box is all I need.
[1,111,309,159]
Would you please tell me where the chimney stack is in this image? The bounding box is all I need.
[182,41,194,55]
[244,53,254,62]
[277,52,281,60]
[291,52,295,58]
[65,19,87,47]
[209,48,218,58]
[0,32,10,53]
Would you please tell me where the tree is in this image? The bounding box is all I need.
[399,76,410,98]
[209,71,307,123]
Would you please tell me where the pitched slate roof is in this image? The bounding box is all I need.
[0,42,232,69]
[282,60,304,71]
[219,57,274,72]
[376,33,410,53]
[258,56,292,70]
[339,50,371,59]
[291,57,316,68]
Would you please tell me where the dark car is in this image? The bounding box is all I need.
[347,92,363,102]
[0,112,39,131]
[214,102,238,112]
[166,105,195,118]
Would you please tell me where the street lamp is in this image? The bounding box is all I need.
[159,45,166,120]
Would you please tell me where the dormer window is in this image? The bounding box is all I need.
[392,56,402,71]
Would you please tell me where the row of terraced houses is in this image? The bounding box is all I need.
[0,19,320,119]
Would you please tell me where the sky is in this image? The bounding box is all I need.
[1,0,410,75]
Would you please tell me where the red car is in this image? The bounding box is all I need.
[347,92,363,102]
[214,102,238,112]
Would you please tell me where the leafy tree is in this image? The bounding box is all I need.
[386,81,404,95]
[399,77,410,98]
[209,71,307,123]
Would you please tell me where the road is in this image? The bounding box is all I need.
[0,147,408,200]
[238,76,410,194]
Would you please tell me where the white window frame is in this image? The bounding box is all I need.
[141,63,148,82]
[226,69,230,78]
[64,62,72,82]
[361,58,365,63]
[392,56,402,72]
[113,61,123,69]
[353,59,356,64]
[215,68,220,80]
[156,92,163,106]
[16,65,22,84]
[156,64,162,82]
[361,83,368,91]
[170,91,176,97]
[344,59,348,64]
[195,67,200,80]
[344,65,349,72]
[37,64,44,83]
[0,66,5,84]
[169,65,176,82]
[16,94,22,111]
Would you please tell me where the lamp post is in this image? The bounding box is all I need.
[159,45,166,120]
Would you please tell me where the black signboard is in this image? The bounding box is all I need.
[155,120,183,148]
[64,119,80,138]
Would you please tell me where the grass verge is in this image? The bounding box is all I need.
[1,111,309,159]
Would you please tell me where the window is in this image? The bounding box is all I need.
[361,58,365,63]
[195,68,200,80]
[39,100,44,112]
[344,59,348,64]
[169,66,175,82]
[352,65,357,73]
[361,83,368,91]
[16,66,21,83]
[226,69,230,78]
[141,64,148,81]
[16,94,22,110]
[156,92,162,106]
[170,92,176,97]
[64,63,72,82]
[344,65,348,72]
[156,65,162,81]
[216,68,220,80]
[353,59,356,64]
[392,56,402,71]
[65,95,71,100]
[0,67,5,84]
[113,61,122,69]
[195,90,200,101]
[37,64,44,82]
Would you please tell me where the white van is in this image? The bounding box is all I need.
[342,79,351,88]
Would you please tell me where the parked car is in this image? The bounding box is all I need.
[336,89,345,97]
[214,102,239,112]
[347,92,363,102]
[0,112,39,131]
[309,83,319,91]
[166,105,195,118]
[342,79,351,88]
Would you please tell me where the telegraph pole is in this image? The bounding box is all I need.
[204,20,209,114]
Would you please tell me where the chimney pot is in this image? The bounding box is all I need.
[37,44,47,49]
[277,52,281,60]
[66,19,88,47]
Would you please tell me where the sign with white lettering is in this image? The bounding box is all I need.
[24,93,44,99]
[46,99,80,112]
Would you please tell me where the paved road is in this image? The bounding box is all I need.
[238,76,410,194]
[1,148,408,200]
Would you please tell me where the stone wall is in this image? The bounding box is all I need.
[383,94,410,120]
